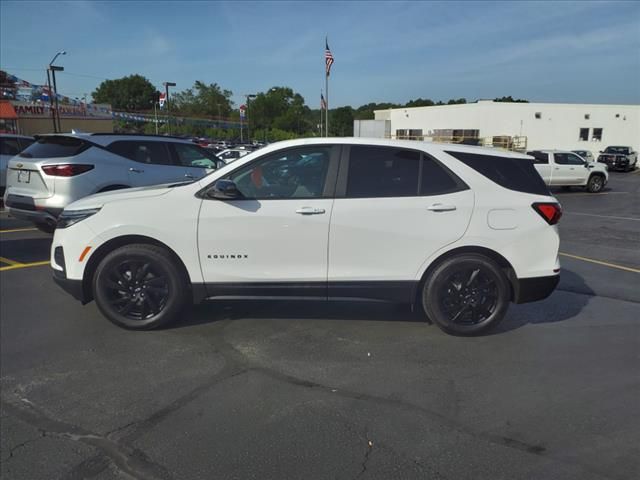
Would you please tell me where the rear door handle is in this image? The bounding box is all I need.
[427,203,456,212]
[296,206,326,215]
[129,168,144,173]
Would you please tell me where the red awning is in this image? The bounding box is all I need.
[0,101,18,119]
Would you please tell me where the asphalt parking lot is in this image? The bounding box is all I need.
[1,172,639,480]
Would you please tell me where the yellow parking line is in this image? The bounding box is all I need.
[0,256,22,266]
[559,252,640,274]
[0,227,38,233]
[0,260,50,272]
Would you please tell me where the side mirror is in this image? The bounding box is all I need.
[207,179,242,199]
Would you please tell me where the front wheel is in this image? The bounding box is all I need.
[93,244,188,329]
[422,254,510,336]
[586,174,604,193]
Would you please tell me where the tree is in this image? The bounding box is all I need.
[92,74,157,111]
[172,81,234,117]
[329,106,354,136]
[494,96,529,103]
[250,87,312,136]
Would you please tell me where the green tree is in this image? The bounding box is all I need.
[329,106,354,136]
[494,96,529,103]
[172,81,234,117]
[92,74,157,111]
[250,87,312,137]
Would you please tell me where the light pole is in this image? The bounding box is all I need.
[47,50,66,133]
[244,94,257,142]
[163,81,176,134]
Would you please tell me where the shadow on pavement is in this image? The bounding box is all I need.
[0,237,52,263]
[174,268,594,335]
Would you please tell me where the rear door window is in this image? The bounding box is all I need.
[19,136,90,158]
[420,155,468,195]
[446,151,550,196]
[172,143,220,169]
[108,141,172,165]
[346,146,420,198]
[527,151,549,164]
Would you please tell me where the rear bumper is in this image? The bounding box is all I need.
[5,194,62,225]
[513,274,559,304]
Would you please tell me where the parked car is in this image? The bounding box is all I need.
[571,150,595,163]
[597,146,638,172]
[216,147,251,164]
[0,134,34,197]
[4,133,225,232]
[526,150,608,193]
[51,138,561,336]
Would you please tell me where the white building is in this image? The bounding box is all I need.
[355,101,640,155]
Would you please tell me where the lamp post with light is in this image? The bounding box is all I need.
[47,50,66,132]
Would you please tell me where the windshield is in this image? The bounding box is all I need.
[604,147,629,154]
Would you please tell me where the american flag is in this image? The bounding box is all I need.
[320,92,327,110]
[325,39,334,76]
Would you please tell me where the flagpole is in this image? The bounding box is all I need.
[320,90,323,136]
[325,73,329,137]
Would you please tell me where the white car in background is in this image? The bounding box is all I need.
[51,138,561,336]
[4,133,224,232]
[216,147,251,164]
[0,134,34,197]
[526,150,608,193]
[571,150,595,163]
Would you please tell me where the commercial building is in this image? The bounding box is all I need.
[0,101,113,135]
[354,101,640,154]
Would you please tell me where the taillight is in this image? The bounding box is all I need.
[41,164,94,177]
[532,202,562,225]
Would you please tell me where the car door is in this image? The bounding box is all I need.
[170,143,221,181]
[327,145,473,302]
[197,145,339,297]
[550,153,574,185]
[563,153,588,184]
[108,140,186,187]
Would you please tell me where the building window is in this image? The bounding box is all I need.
[579,128,589,141]
[584,114,590,120]
[534,112,541,119]
[615,113,620,118]
[592,128,603,141]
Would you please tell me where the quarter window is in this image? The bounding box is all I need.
[0,137,21,156]
[229,146,332,199]
[346,146,420,198]
[420,155,466,196]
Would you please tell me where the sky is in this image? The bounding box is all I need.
[1,0,639,109]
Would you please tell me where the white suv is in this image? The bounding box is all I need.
[3,133,224,232]
[51,138,561,335]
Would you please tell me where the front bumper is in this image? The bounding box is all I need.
[513,274,559,304]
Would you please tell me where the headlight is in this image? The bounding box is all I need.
[57,208,101,229]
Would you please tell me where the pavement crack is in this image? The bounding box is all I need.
[2,397,173,480]
[355,437,373,478]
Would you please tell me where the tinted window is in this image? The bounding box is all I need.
[0,137,21,156]
[527,151,549,164]
[420,156,467,196]
[109,141,172,165]
[604,146,629,154]
[19,136,90,159]
[18,138,34,151]
[446,151,549,196]
[347,146,419,198]
[555,153,584,165]
[229,146,331,199]
[173,143,219,169]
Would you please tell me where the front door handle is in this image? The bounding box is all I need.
[427,203,457,212]
[129,168,144,173]
[296,206,326,215]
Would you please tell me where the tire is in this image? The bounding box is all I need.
[92,244,188,330]
[422,254,510,336]
[586,174,604,193]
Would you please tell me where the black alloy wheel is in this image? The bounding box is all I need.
[422,254,510,335]
[93,244,187,329]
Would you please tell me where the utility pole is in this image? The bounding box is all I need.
[244,94,256,143]
[46,69,56,132]
[50,66,64,132]
[163,82,176,134]
[47,50,66,133]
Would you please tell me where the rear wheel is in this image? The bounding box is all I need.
[93,244,188,329]
[586,174,604,193]
[422,254,510,335]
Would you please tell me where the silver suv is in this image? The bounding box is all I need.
[1,134,35,197]
[3,133,224,232]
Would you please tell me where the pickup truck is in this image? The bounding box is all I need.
[526,150,609,193]
[597,146,638,172]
